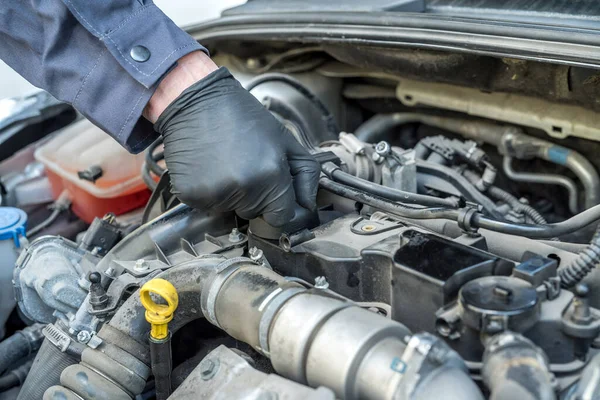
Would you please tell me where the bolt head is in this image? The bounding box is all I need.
[314,276,329,289]
[229,228,244,243]
[77,330,91,343]
[200,358,219,380]
[375,141,391,156]
[134,259,149,272]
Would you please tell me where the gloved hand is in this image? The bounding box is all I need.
[154,67,320,226]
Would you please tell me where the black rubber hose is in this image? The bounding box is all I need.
[0,373,19,392]
[0,326,42,375]
[0,360,33,392]
[322,162,460,208]
[244,73,340,138]
[487,186,547,224]
[320,177,461,220]
[472,209,600,239]
[558,224,600,288]
[320,176,600,239]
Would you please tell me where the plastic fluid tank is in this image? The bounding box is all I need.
[35,119,151,223]
[0,207,26,339]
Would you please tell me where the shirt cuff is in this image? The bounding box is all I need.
[72,48,158,154]
[102,4,206,89]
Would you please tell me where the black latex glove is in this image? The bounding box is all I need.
[154,67,320,226]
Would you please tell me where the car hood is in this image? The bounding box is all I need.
[224,0,600,29]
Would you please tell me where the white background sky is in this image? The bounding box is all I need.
[0,0,245,98]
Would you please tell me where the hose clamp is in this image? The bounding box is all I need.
[202,257,259,328]
[257,287,305,357]
[457,203,481,234]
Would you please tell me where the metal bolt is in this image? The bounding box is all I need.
[105,267,115,277]
[228,228,244,243]
[77,330,91,343]
[361,224,377,232]
[249,246,264,261]
[314,276,329,290]
[200,358,219,381]
[134,259,149,272]
[375,141,391,156]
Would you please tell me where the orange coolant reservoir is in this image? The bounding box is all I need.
[35,119,151,223]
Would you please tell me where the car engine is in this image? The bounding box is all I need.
[2,33,600,400]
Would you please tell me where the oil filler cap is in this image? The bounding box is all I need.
[459,276,540,334]
[0,207,27,247]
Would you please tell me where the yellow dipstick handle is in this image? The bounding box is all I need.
[140,278,179,340]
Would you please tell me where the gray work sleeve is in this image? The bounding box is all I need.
[0,0,206,153]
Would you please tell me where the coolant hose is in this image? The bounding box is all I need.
[482,332,556,400]
[0,324,44,375]
[558,223,600,288]
[17,339,78,400]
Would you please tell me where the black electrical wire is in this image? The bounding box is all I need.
[558,224,600,288]
[141,162,158,191]
[146,138,166,177]
[322,162,460,208]
[244,73,340,138]
[320,176,600,239]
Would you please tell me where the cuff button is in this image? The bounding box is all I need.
[130,45,151,63]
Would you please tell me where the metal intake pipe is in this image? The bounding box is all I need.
[42,257,484,400]
[200,260,484,400]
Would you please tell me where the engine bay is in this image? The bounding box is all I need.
[2,35,600,400]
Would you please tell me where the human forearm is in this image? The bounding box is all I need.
[143,51,218,123]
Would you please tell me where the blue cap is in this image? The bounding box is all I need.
[0,207,27,247]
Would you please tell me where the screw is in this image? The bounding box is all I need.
[314,276,329,290]
[361,224,377,232]
[105,267,115,277]
[228,228,244,243]
[77,330,91,343]
[375,141,391,156]
[134,259,149,272]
